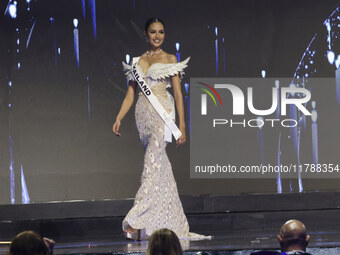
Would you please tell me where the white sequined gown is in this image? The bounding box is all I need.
[121,56,210,240]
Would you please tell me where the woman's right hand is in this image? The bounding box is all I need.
[113,119,121,136]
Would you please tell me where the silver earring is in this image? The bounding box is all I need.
[146,37,149,43]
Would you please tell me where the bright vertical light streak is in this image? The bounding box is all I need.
[176,52,180,62]
[215,26,218,75]
[4,0,11,15]
[50,17,57,65]
[73,18,79,28]
[8,4,17,19]
[81,0,86,19]
[185,95,190,137]
[335,55,340,69]
[26,0,30,10]
[222,37,226,73]
[184,83,189,95]
[176,42,180,61]
[311,101,318,165]
[275,81,282,193]
[297,123,303,193]
[21,164,30,204]
[9,135,15,204]
[89,0,97,39]
[327,50,335,64]
[277,132,282,194]
[336,67,340,106]
[184,83,190,137]
[125,54,130,87]
[325,19,331,50]
[26,19,36,48]
[73,19,80,67]
[289,83,303,192]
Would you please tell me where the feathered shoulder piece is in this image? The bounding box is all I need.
[147,57,190,80]
[122,61,135,81]
[122,57,190,81]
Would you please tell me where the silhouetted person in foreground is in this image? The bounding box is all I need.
[251,219,311,255]
[8,231,55,255]
[277,219,311,255]
[146,228,183,255]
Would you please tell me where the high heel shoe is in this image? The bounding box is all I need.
[123,228,147,241]
[124,228,140,241]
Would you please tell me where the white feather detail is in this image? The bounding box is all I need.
[122,61,135,81]
[122,56,190,82]
[147,57,190,80]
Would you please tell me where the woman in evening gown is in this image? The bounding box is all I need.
[113,18,210,240]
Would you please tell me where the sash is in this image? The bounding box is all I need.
[131,63,182,140]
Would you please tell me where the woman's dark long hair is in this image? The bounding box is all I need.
[146,228,183,255]
[8,231,48,255]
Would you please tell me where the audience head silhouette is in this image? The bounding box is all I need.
[8,231,49,255]
[146,228,183,255]
[277,219,310,252]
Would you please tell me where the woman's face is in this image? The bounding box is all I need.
[145,22,165,48]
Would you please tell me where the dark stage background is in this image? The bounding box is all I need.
[0,0,340,204]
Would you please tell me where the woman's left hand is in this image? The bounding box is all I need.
[176,127,186,147]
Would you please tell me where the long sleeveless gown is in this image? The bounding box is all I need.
[121,56,210,240]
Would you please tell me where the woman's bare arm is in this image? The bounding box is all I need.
[113,80,137,136]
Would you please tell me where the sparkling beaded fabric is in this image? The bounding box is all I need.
[121,57,211,240]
